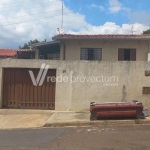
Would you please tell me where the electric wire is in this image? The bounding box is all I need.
[0,9,65,21]
[0,11,73,27]
[0,14,78,31]
[0,0,52,6]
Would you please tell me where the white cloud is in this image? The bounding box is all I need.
[0,0,83,48]
[0,0,149,48]
[90,4,105,11]
[67,22,149,35]
[129,11,150,24]
[108,0,130,13]
[109,0,122,13]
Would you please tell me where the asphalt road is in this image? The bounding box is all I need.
[0,125,150,150]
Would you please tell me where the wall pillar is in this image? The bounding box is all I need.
[60,42,65,60]
[35,49,39,59]
[148,53,150,61]
[148,46,150,61]
[0,67,2,108]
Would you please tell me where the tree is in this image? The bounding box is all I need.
[143,29,150,34]
[19,39,46,49]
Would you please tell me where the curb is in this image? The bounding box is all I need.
[43,119,150,127]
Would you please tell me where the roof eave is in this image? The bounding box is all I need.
[31,40,60,47]
[53,37,150,40]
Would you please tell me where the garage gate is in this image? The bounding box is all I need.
[2,68,56,109]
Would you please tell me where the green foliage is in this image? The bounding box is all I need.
[19,39,46,49]
[143,29,150,34]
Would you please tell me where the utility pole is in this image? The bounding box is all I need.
[61,0,64,29]
[131,24,136,34]
[57,0,64,34]
[131,24,134,34]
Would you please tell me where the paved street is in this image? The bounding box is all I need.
[0,125,150,150]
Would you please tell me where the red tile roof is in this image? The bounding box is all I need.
[0,49,35,57]
[53,34,150,40]
[0,49,17,57]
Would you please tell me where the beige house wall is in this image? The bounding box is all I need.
[60,40,149,61]
[0,59,150,111]
[0,66,2,108]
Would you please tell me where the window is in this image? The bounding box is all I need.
[124,49,130,61]
[142,87,150,94]
[81,48,102,60]
[118,49,136,61]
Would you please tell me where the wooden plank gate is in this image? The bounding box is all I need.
[2,68,56,109]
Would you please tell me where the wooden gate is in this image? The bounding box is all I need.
[2,68,56,109]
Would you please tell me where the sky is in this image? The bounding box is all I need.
[0,0,150,48]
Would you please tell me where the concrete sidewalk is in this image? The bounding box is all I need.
[0,110,150,129]
[44,111,150,127]
[0,109,53,129]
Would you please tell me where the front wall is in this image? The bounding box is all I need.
[1,59,150,111]
[60,40,148,61]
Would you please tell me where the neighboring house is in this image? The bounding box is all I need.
[31,41,60,60]
[32,34,150,61]
[0,49,35,59]
[0,49,17,58]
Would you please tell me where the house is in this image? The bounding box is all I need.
[32,34,150,61]
[0,49,35,59]
[0,49,17,58]
[31,41,60,60]
[1,35,150,111]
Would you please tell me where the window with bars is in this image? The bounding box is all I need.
[81,48,102,60]
[47,53,60,60]
[39,52,60,60]
[118,49,136,61]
